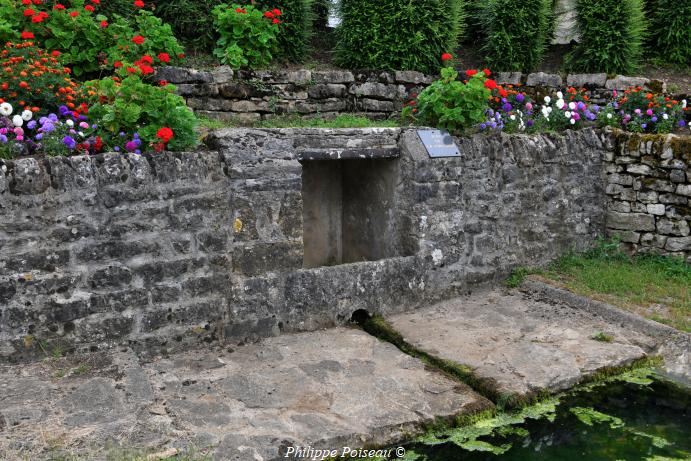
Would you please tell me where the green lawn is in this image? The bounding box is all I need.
[521,241,690,332]
[198,114,400,131]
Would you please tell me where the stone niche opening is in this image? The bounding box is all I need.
[301,158,413,268]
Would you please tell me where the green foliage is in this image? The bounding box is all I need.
[212,3,280,69]
[0,0,183,77]
[479,0,552,72]
[0,0,20,43]
[403,67,491,134]
[591,331,614,343]
[251,0,314,62]
[505,267,535,288]
[335,0,465,74]
[546,238,690,332]
[646,0,691,65]
[85,76,197,151]
[566,0,646,74]
[152,0,224,51]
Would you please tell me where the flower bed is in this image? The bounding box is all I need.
[0,0,196,160]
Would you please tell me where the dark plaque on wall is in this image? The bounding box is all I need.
[417,129,461,158]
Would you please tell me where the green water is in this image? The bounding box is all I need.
[403,376,691,461]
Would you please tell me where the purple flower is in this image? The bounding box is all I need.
[133,139,142,148]
[48,113,58,122]
[63,136,76,149]
[572,113,581,121]
[125,141,137,152]
[480,123,487,130]
[634,108,642,116]
[641,123,647,129]
[35,133,43,140]
[502,103,512,112]
[490,121,497,129]
[58,105,70,116]
[577,102,586,111]
[27,120,37,130]
[526,119,534,127]
[592,105,600,113]
[515,93,525,103]
[42,122,55,133]
[0,134,7,143]
[114,146,121,152]
[651,116,658,123]
[646,109,653,116]
[680,120,687,127]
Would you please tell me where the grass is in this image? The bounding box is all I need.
[524,239,691,332]
[198,114,400,131]
[591,332,614,343]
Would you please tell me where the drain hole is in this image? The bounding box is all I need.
[350,309,371,326]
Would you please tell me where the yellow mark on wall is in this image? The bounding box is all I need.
[233,218,243,233]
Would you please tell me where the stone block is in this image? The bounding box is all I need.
[526,72,563,87]
[350,82,403,100]
[211,65,233,84]
[657,218,690,236]
[646,204,665,216]
[626,164,653,175]
[307,84,347,99]
[357,98,395,112]
[495,72,522,85]
[605,75,649,90]
[609,230,640,243]
[640,233,667,248]
[608,173,633,186]
[175,84,218,97]
[313,70,355,84]
[218,83,256,99]
[606,211,655,231]
[665,236,691,252]
[155,66,213,84]
[566,73,607,88]
[395,71,430,84]
[11,158,50,195]
[677,184,691,197]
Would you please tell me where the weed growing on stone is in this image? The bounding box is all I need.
[592,331,614,342]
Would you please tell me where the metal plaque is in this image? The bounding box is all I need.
[417,129,461,158]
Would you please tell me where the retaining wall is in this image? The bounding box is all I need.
[1,127,688,362]
[157,66,671,121]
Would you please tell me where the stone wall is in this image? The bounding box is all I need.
[157,66,670,122]
[604,131,691,259]
[2,127,680,363]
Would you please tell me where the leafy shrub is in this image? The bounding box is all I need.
[312,0,330,31]
[402,67,492,133]
[85,76,197,151]
[0,42,86,112]
[335,0,465,74]
[251,0,314,62]
[566,0,646,74]
[646,0,691,65]
[212,3,281,69]
[152,0,224,51]
[479,0,552,72]
[0,0,183,77]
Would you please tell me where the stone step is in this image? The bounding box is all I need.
[0,327,491,460]
[384,289,654,403]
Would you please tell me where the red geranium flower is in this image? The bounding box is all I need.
[53,3,65,9]
[113,61,123,68]
[441,53,452,61]
[91,0,101,4]
[69,10,79,17]
[263,11,274,18]
[132,35,145,45]
[235,7,246,13]
[272,8,281,16]
[498,87,508,98]
[84,5,94,12]
[126,67,138,74]
[140,54,153,64]
[272,18,280,24]
[20,31,35,39]
[100,20,108,28]
[134,0,144,7]
[22,0,31,4]
[157,52,170,63]
[482,68,491,77]
[156,127,173,144]
[51,50,61,57]
[484,79,497,90]
[159,80,168,86]
[466,69,478,77]
[23,8,35,15]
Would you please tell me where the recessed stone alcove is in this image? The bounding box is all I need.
[301,157,411,268]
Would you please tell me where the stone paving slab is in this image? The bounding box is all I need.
[386,289,656,399]
[0,328,490,461]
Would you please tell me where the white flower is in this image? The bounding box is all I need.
[663,113,669,120]
[21,110,33,121]
[568,102,577,110]
[556,99,565,109]
[544,96,551,104]
[570,119,576,125]
[78,131,85,138]
[0,102,12,116]
[510,115,516,121]
[66,119,74,127]
[12,115,23,127]
[683,100,687,109]
[557,91,564,99]
[607,113,613,119]
[564,111,572,118]
[541,107,551,118]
